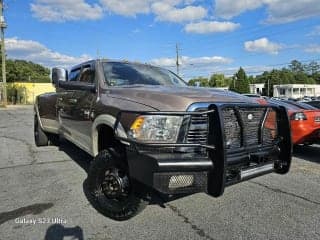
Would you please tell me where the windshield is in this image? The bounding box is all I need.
[102,62,187,87]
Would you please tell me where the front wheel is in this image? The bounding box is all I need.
[87,150,147,221]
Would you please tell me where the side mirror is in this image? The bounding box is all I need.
[52,68,68,87]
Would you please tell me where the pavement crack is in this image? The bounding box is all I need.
[0,159,72,170]
[250,181,320,205]
[166,203,215,240]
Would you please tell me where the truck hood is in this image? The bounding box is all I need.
[105,85,256,111]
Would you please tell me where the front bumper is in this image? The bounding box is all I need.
[115,103,292,197]
[126,145,280,195]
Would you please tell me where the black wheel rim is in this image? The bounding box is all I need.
[101,167,130,201]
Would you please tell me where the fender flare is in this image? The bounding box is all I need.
[91,114,127,157]
[34,100,45,130]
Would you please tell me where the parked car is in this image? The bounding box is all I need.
[269,99,320,145]
[303,100,320,109]
[242,93,268,105]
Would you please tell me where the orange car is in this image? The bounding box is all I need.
[270,100,320,145]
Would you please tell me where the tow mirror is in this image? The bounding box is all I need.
[52,68,68,87]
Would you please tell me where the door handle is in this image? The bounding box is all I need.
[68,98,78,104]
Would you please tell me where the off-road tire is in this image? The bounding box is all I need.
[87,150,147,221]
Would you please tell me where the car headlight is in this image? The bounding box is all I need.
[128,115,183,143]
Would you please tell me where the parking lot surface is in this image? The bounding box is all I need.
[1,106,320,240]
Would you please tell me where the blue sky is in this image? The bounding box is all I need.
[4,0,320,79]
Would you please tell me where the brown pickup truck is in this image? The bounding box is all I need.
[34,59,292,220]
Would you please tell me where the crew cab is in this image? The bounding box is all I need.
[34,60,292,220]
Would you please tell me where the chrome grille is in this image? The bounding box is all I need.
[186,109,208,145]
[186,106,276,150]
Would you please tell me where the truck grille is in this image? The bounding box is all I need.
[223,107,276,149]
[186,110,208,145]
[187,106,276,150]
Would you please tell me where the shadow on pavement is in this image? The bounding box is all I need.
[45,224,84,240]
[0,203,54,225]
[293,144,320,164]
[58,140,92,173]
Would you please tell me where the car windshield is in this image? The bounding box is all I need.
[102,62,187,87]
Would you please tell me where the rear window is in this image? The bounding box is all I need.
[282,101,318,110]
[268,99,301,110]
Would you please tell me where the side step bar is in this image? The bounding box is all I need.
[240,163,274,181]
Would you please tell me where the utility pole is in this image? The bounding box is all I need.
[0,0,7,107]
[175,43,180,76]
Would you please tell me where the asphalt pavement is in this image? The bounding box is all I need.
[0,106,319,240]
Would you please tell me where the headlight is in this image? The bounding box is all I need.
[128,115,183,143]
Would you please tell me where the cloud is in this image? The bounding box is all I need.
[151,2,207,23]
[31,0,103,22]
[244,38,282,55]
[304,44,320,53]
[265,0,320,24]
[30,0,208,24]
[307,25,320,36]
[5,37,91,67]
[150,55,233,67]
[214,0,320,24]
[99,0,151,16]
[214,0,263,19]
[184,21,240,34]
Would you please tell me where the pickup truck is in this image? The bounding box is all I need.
[34,59,292,220]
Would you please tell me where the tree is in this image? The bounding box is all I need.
[188,77,209,87]
[209,73,227,87]
[305,61,320,75]
[289,60,304,73]
[0,59,51,83]
[229,67,249,93]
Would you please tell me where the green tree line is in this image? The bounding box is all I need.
[0,59,51,83]
[188,60,320,95]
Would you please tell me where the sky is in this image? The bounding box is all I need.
[3,0,320,79]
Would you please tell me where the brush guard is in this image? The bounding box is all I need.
[113,103,292,196]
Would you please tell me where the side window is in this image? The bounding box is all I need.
[69,68,81,82]
[79,68,95,84]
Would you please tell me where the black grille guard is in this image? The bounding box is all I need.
[113,103,290,150]
[113,103,292,196]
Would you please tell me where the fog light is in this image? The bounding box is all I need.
[168,175,194,189]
